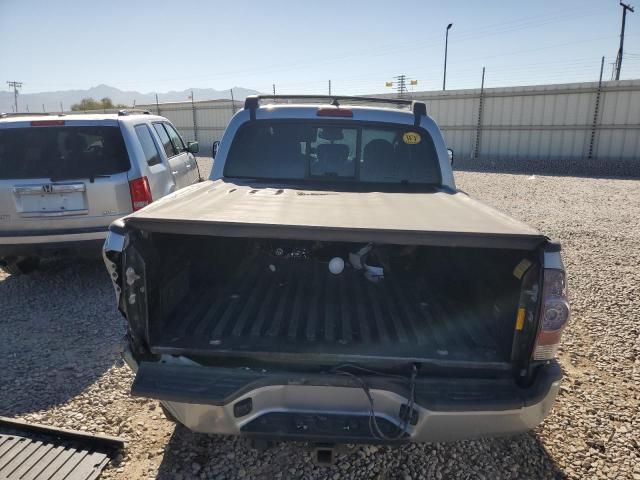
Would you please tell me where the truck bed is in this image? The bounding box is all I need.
[151,255,508,364]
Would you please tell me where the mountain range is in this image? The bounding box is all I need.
[0,84,260,113]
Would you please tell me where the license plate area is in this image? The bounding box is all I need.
[13,183,88,216]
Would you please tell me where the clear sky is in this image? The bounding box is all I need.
[1,0,639,95]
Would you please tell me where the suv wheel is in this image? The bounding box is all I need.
[0,257,41,275]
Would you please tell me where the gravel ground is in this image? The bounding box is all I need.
[1,170,639,480]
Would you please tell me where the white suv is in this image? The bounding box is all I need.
[0,110,201,274]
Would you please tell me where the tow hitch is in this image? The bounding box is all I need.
[313,443,336,465]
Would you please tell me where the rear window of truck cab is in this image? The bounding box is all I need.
[0,125,130,180]
[224,121,442,185]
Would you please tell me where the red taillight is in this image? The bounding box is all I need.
[129,177,152,211]
[317,108,353,117]
[30,120,65,126]
[533,269,570,360]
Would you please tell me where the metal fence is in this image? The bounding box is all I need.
[137,79,640,177]
[405,79,640,176]
[137,99,239,156]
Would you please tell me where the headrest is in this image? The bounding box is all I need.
[318,127,344,141]
[65,133,87,152]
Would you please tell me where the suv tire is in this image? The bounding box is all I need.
[0,257,41,275]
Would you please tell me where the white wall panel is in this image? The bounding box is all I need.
[126,80,639,174]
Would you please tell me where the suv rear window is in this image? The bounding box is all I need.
[224,121,441,185]
[0,125,130,180]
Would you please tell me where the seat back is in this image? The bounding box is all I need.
[316,143,350,176]
[361,139,394,180]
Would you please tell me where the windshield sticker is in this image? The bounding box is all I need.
[403,132,421,144]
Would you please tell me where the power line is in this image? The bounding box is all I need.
[10,6,627,98]
[200,31,638,91]
[447,33,629,67]
[255,54,633,96]
[52,5,610,92]
[6,80,22,113]
[265,54,613,92]
[293,57,607,88]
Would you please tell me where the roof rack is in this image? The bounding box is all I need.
[117,109,151,116]
[243,95,427,124]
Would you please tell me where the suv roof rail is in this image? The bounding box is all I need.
[0,112,65,118]
[243,95,427,122]
[117,109,151,116]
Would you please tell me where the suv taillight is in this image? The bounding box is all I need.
[129,177,152,211]
[533,269,570,360]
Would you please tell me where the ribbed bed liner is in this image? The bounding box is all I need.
[152,256,505,363]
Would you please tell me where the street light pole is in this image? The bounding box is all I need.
[443,23,453,91]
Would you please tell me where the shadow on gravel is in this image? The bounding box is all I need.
[0,258,125,417]
[156,425,567,479]
[453,159,640,181]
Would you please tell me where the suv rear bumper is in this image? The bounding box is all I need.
[0,227,107,258]
[124,347,562,444]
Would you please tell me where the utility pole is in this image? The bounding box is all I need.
[385,75,413,98]
[272,84,276,95]
[155,93,160,114]
[190,90,198,142]
[615,2,634,80]
[328,80,332,95]
[230,88,236,113]
[610,60,618,80]
[443,23,453,90]
[42,103,45,113]
[60,102,64,113]
[7,81,22,113]
[396,75,408,98]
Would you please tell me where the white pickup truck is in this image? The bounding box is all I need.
[103,96,569,450]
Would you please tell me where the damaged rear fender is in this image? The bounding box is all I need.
[103,219,128,306]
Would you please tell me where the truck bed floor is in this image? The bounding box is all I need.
[151,257,506,363]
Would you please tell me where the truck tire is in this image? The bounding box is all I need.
[0,257,41,275]
[160,403,178,423]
